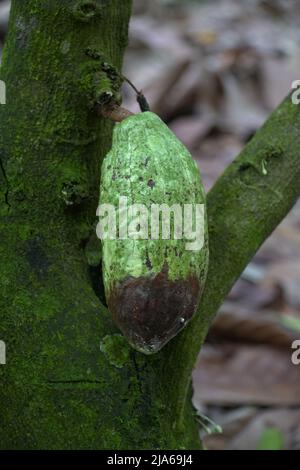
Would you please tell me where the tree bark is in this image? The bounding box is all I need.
[0,0,299,450]
[167,94,300,404]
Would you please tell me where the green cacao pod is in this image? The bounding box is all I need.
[98,111,208,354]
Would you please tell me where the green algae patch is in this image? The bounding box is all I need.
[100,334,131,368]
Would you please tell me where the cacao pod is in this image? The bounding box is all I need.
[98,111,208,354]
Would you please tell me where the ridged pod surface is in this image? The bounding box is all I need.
[99,112,208,353]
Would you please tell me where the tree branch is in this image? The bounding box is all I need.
[164,94,300,415]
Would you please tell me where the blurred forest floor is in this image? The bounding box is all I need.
[1,0,300,450]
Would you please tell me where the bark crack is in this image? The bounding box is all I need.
[0,156,10,210]
[47,379,102,384]
[132,352,144,395]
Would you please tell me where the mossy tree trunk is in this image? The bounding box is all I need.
[0,0,300,450]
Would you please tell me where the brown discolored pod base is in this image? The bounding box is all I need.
[108,268,201,354]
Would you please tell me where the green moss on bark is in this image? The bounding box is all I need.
[0,0,200,450]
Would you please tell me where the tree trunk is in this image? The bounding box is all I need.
[1,0,300,450]
[0,0,201,450]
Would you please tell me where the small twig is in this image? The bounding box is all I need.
[122,75,140,95]
[97,75,149,121]
[122,75,151,112]
[98,103,134,122]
